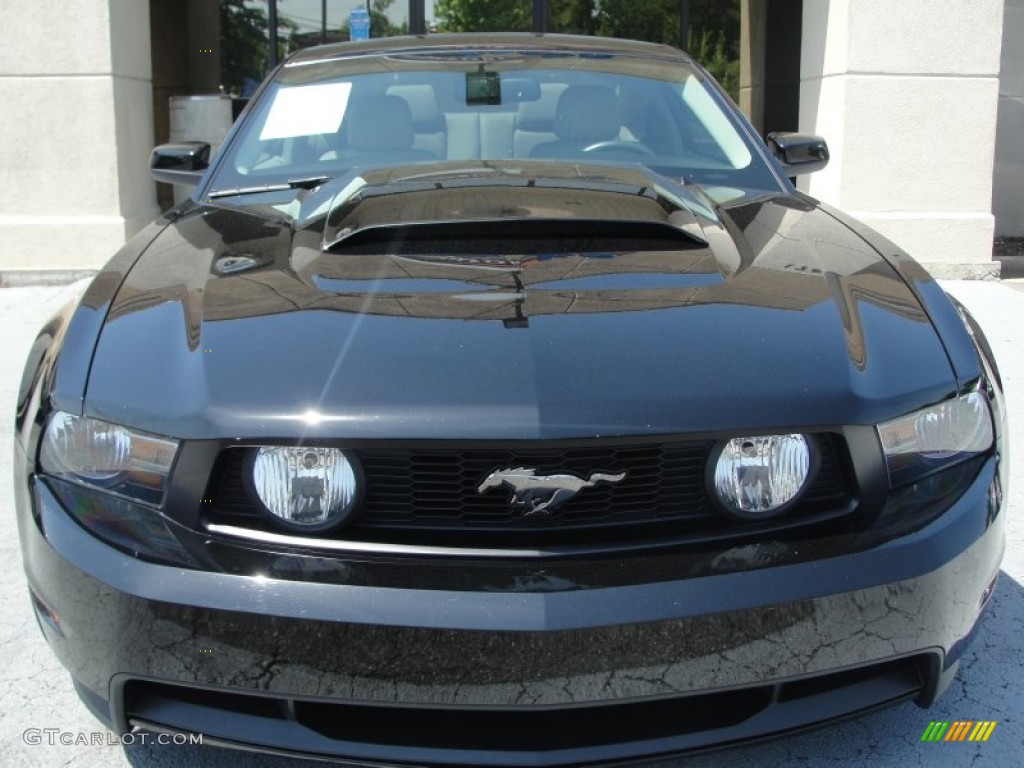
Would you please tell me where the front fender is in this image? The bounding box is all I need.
[14,211,181,459]
[944,296,1009,502]
[15,291,81,454]
[810,198,985,390]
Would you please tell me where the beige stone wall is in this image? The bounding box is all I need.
[799,0,1003,277]
[0,0,158,272]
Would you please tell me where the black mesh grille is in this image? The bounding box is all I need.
[206,434,852,547]
[358,442,710,529]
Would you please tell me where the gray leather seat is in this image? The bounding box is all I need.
[529,85,620,159]
[386,85,447,158]
[343,95,438,165]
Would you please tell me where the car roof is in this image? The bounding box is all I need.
[285,33,692,67]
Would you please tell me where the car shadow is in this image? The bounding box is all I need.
[123,569,1024,768]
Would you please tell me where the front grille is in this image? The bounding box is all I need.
[205,434,853,548]
[359,442,711,528]
[123,654,927,760]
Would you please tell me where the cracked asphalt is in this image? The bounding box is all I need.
[1,279,1021,767]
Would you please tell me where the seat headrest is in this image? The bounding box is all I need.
[347,95,415,150]
[386,85,444,132]
[516,84,565,132]
[554,85,620,142]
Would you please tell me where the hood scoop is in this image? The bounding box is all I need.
[319,163,709,252]
[307,216,725,329]
[323,218,706,263]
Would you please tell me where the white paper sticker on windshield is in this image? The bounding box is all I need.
[259,82,352,140]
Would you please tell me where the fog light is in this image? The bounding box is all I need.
[712,434,812,519]
[250,447,359,532]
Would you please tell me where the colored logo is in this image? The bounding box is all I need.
[920,721,997,742]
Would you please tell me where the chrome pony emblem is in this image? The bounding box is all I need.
[477,467,627,517]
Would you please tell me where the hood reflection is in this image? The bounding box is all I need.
[110,177,929,334]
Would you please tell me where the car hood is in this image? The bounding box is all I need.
[86,163,957,440]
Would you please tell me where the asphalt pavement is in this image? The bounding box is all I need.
[0,279,1021,768]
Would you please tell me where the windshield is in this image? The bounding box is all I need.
[210,49,781,194]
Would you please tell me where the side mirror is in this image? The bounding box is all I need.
[766,133,829,175]
[150,142,211,186]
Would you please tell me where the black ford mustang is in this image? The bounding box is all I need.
[16,34,1007,765]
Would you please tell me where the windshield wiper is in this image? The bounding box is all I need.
[207,176,331,199]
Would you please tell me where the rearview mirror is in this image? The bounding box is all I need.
[766,133,829,175]
[150,142,211,186]
[458,76,541,106]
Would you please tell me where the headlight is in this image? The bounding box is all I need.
[250,447,359,532]
[40,412,179,505]
[877,391,993,487]
[711,434,812,520]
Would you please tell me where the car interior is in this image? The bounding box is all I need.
[231,69,753,185]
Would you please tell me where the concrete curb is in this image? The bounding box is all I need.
[0,269,98,288]
[924,261,1002,280]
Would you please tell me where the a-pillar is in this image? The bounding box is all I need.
[0,0,158,276]
[799,0,1003,278]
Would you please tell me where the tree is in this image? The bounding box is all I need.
[551,0,597,35]
[688,28,739,99]
[220,0,270,95]
[437,1,596,34]
[220,0,299,96]
[596,0,678,45]
[370,0,406,38]
[428,0,741,98]
[436,0,532,32]
[596,0,739,52]
[686,0,741,97]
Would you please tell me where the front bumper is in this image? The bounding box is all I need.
[19,456,1004,766]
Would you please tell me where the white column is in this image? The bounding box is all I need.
[799,0,1004,278]
[0,0,158,275]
